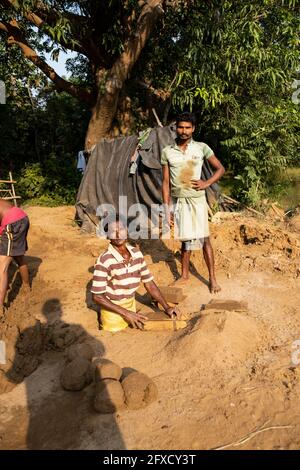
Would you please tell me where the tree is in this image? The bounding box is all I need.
[0,0,178,148]
[1,0,299,207]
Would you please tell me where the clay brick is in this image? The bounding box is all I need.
[158,286,186,304]
[204,299,248,311]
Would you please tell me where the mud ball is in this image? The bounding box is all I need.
[94,379,125,414]
[60,357,92,391]
[121,372,158,410]
[93,358,122,382]
[67,342,94,362]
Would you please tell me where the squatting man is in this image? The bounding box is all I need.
[91,216,180,331]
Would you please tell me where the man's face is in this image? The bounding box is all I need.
[108,221,128,247]
[176,121,195,141]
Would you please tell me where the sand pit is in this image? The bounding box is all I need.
[0,206,300,450]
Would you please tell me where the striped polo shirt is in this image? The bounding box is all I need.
[91,243,154,301]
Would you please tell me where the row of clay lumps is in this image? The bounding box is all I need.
[60,342,158,413]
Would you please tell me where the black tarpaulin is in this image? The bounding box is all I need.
[75,125,220,230]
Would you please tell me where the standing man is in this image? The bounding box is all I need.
[0,199,30,315]
[161,112,225,293]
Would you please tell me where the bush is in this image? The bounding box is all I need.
[17,156,82,206]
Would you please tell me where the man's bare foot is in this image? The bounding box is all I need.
[170,277,189,286]
[209,279,221,293]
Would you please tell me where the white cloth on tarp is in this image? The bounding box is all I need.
[77,151,86,172]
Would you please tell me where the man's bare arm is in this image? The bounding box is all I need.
[191,155,225,190]
[144,280,180,318]
[162,164,171,205]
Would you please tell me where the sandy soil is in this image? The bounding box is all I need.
[0,206,299,450]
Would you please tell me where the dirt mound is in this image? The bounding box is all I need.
[165,311,269,379]
[1,206,300,450]
[208,218,300,277]
[289,208,300,233]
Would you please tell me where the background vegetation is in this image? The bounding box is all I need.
[0,0,299,208]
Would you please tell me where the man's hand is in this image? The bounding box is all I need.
[165,306,181,319]
[122,310,148,330]
[191,179,208,190]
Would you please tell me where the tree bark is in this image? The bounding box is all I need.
[85,0,165,149]
[0,0,166,149]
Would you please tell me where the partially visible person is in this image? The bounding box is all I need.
[0,199,30,316]
[91,216,180,331]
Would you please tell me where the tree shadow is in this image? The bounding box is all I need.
[2,298,126,450]
[6,256,42,307]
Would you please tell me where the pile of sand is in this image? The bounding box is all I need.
[164,310,268,380]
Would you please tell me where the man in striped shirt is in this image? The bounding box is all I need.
[91,217,179,331]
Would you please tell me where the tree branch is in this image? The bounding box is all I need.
[106,0,165,92]
[0,0,106,66]
[0,19,95,106]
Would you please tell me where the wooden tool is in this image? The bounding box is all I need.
[142,310,187,331]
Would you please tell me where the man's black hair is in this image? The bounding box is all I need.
[176,112,196,127]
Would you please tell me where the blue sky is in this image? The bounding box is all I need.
[45,50,77,78]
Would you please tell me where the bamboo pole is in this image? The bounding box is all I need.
[9,171,17,206]
[222,194,264,217]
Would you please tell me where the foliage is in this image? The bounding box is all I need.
[17,157,82,206]
[0,0,299,206]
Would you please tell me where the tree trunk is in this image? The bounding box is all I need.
[85,0,165,149]
[85,87,120,149]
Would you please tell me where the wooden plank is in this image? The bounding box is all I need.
[0,180,16,184]
[1,196,21,200]
[143,310,187,331]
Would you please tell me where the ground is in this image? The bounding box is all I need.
[0,206,299,450]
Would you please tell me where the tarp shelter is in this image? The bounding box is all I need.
[75,124,220,232]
